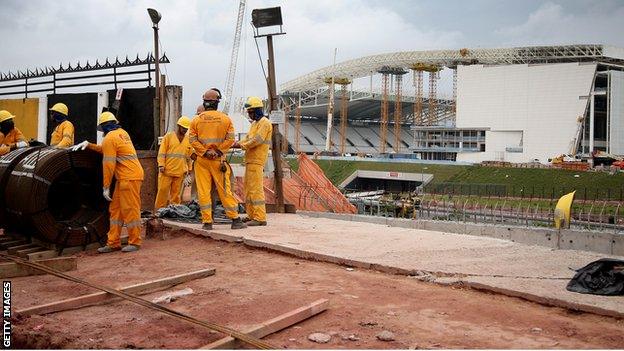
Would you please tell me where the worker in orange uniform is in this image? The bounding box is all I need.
[155,116,193,209]
[189,88,246,230]
[0,110,27,156]
[73,112,144,253]
[232,97,272,226]
[188,104,206,201]
[49,103,74,148]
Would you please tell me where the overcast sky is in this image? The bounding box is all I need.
[1,0,623,116]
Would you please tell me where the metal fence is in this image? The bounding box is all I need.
[345,194,624,234]
[423,183,624,201]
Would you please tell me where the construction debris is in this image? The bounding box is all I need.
[376,330,396,341]
[152,287,194,304]
[307,332,331,343]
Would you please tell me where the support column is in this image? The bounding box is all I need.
[295,103,301,154]
[380,73,389,154]
[428,70,439,126]
[589,92,595,153]
[340,83,348,155]
[394,74,403,153]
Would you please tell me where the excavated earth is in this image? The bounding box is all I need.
[10,228,624,349]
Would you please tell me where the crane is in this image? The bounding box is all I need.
[222,0,246,115]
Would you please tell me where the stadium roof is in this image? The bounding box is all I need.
[281,44,624,93]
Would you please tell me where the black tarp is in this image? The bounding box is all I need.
[566,258,624,295]
[107,87,155,150]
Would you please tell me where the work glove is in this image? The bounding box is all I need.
[204,149,219,160]
[158,166,165,173]
[183,173,192,187]
[15,141,28,148]
[103,187,112,201]
[72,140,89,151]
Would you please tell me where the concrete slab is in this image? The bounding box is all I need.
[165,213,624,318]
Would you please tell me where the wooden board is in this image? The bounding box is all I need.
[16,268,216,317]
[0,239,29,250]
[201,299,329,349]
[7,244,38,255]
[0,257,77,278]
[26,250,58,261]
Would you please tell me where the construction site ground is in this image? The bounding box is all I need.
[10,214,624,349]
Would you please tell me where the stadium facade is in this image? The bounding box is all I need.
[279,44,624,163]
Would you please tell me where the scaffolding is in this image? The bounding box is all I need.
[413,69,424,126]
[394,73,404,153]
[380,73,389,154]
[340,83,349,155]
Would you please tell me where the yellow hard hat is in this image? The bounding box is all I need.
[244,96,264,110]
[177,115,191,129]
[0,110,15,123]
[49,103,69,116]
[98,111,118,125]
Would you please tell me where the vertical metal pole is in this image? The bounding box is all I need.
[25,78,28,98]
[114,67,118,89]
[325,48,337,152]
[153,25,161,147]
[267,35,285,213]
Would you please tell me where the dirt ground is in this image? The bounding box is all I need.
[10,227,624,349]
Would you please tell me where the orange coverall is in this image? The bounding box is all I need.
[88,128,144,248]
[189,110,239,224]
[0,127,26,156]
[239,117,272,222]
[155,131,192,209]
[50,120,75,148]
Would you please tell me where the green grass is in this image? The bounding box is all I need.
[287,158,624,201]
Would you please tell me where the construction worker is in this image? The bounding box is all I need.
[155,116,192,209]
[49,103,74,148]
[0,110,27,156]
[232,97,272,226]
[72,112,144,253]
[189,88,246,230]
[188,104,206,201]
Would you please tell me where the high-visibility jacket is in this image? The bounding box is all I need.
[189,110,235,158]
[157,131,192,177]
[88,128,144,188]
[50,120,75,148]
[240,117,272,166]
[0,127,26,155]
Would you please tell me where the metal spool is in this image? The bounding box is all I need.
[3,147,109,248]
[0,147,44,226]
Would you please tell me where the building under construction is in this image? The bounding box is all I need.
[279,44,624,162]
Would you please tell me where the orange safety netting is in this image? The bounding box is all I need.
[234,153,356,214]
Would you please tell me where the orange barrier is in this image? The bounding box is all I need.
[235,153,356,214]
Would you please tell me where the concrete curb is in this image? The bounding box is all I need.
[165,221,624,319]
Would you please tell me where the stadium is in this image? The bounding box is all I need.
[278,44,624,163]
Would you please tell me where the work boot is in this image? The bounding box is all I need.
[202,223,213,230]
[121,245,140,253]
[231,217,247,230]
[247,220,267,227]
[242,217,252,223]
[97,245,120,254]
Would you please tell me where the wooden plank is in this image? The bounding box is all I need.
[16,268,216,317]
[8,244,39,255]
[0,257,77,279]
[59,242,101,256]
[27,250,58,261]
[0,237,17,243]
[0,240,29,249]
[17,247,45,258]
[201,299,329,349]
